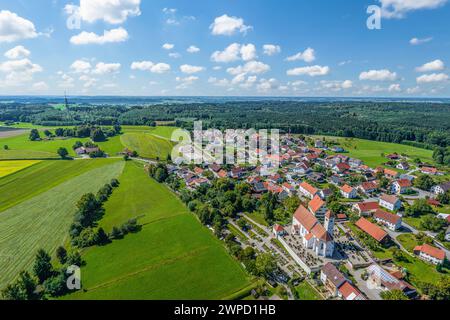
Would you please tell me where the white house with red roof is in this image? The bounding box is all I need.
[291,205,334,257]
[308,195,327,218]
[391,179,412,194]
[414,244,446,265]
[359,181,378,195]
[340,184,357,199]
[273,224,287,237]
[379,194,402,211]
[373,209,402,231]
[338,281,366,301]
[353,202,380,216]
[298,181,319,199]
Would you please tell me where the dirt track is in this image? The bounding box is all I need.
[0,129,28,139]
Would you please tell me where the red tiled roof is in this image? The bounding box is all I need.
[309,195,325,214]
[361,181,377,191]
[384,168,399,177]
[300,182,318,196]
[338,281,365,300]
[217,170,228,178]
[311,223,333,242]
[340,184,354,194]
[293,205,319,232]
[395,179,412,188]
[336,163,350,171]
[274,224,284,232]
[414,244,445,261]
[374,209,401,224]
[380,194,400,205]
[355,218,388,242]
[355,202,379,212]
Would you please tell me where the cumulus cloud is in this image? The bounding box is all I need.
[263,44,281,56]
[162,43,175,50]
[227,61,270,76]
[388,83,402,92]
[0,10,38,43]
[92,62,121,75]
[257,78,279,93]
[187,45,200,53]
[32,81,49,91]
[176,76,199,89]
[416,73,449,83]
[320,80,353,91]
[169,53,181,59]
[70,60,92,73]
[4,46,30,59]
[415,59,445,72]
[210,14,252,36]
[287,65,330,77]
[0,58,43,86]
[131,61,171,73]
[379,0,448,19]
[410,37,433,45]
[286,48,316,63]
[211,43,258,63]
[180,64,205,74]
[68,0,141,24]
[359,69,397,81]
[70,28,129,45]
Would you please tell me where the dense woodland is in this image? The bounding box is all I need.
[1,100,449,150]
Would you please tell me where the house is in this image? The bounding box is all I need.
[308,172,325,183]
[373,209,402,231]
[386,154,400,160]
[282,182,295,195]
[355,218,389,243]
[391,179,412,194]
[414,244,446,265]
[359,181,378,194]
[298,181,319,199]
[291,205,334,257]
[253,181,267,193]
[384,168,399,179]
[216,169,228,179]
[431,182,450,195]
[318,188,333,200]
[420,167,443,175]
[445,226,450,242]
[349,158,363,168]
[338,281,366,301]
[396,162,410,170]
[315,140,325,149]
[340,184,357,199]
[366,264,417,297]
[330,175,344,186]
[231,167,245,179]
[379,194,402,211]
[273,224,287,237]
[333,163,351,175]
[353,202,379,216]
[194,167,204,175]
[332,146,345,153]
[308,195,327,218]
[320,263,346,297]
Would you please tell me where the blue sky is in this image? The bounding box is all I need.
[0,0,449,97]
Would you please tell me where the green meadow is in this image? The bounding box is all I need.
[65,161,250,300]
[0,160,125,290]
[120,132,174,160]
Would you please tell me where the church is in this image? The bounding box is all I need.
[291,205,335,257]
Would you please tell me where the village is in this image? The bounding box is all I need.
[165,134,450,300]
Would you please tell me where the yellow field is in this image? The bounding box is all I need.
[0,160,41,178]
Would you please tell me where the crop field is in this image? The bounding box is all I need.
[120,132,174,160]
[312,136,434,167]
[0,160,125,290]
[0,160,40,178]
[65,161,250,300]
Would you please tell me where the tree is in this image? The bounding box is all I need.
[110,226,123,239]
[380,290,409,300]
[44,130,52,137]
[72,141,83,150]
[91,128,106,142]
[3,145,8,150]
[1,271,38,300]
[405,199,434,217]
[255,253,277,278]
[154,167,168,182]
[33,249,54,283]
[113,124,122,134]
[44,273,68,297]
[56,246,67,265]
[57,147,69,159]
[414,174,435,191]
[29,129,40,141]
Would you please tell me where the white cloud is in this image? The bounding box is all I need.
[180,64,205,74]
[286,48,316,63]
[58,72,75,88]
[388,83,402,92]
[131,61,171,73]
[4,46,30,59]
[92,62,121,75]
[359,69,397,81]
[176,76,199,89]
[416,73,449,83]
[320,80,353,91]
[162,43,175,50]
[70,28,129,45]
[409,37,433,45]
[0,58,43,86]
[187,45,200,53]
[263,44,281,56]
[287,65,330,77]
[211,43,258,63]
[208,77,230,87]
[406,86,421,94]
[0,10,38,43]
[379,0,447,19]
[169,53,181,59]
[415,59,445,72]
[32,81,49,91]
[210,14,252,36]
[69,0,141,24]
[257,78,279,93]
[227,61,270,76]
[70,60,92,74]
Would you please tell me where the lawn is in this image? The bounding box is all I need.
[295,281,322,300]
[396,234,419,252]
[312,136,434,167]
[0,160,125,290]
[0,160,41,178]
[0,159,120,212]
[64,161,250,300]
[120,132,174,160]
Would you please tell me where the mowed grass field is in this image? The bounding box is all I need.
[312,136,434,167]
[65,161,251,300]
[0,160,125,290]
[0,160,41,178]
[121,132,174,160]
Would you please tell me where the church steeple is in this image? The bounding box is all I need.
[324,210,335,235]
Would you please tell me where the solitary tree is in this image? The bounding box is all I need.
[57,147,69,159]
[3,145,8,150]
[29,129,40,141]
